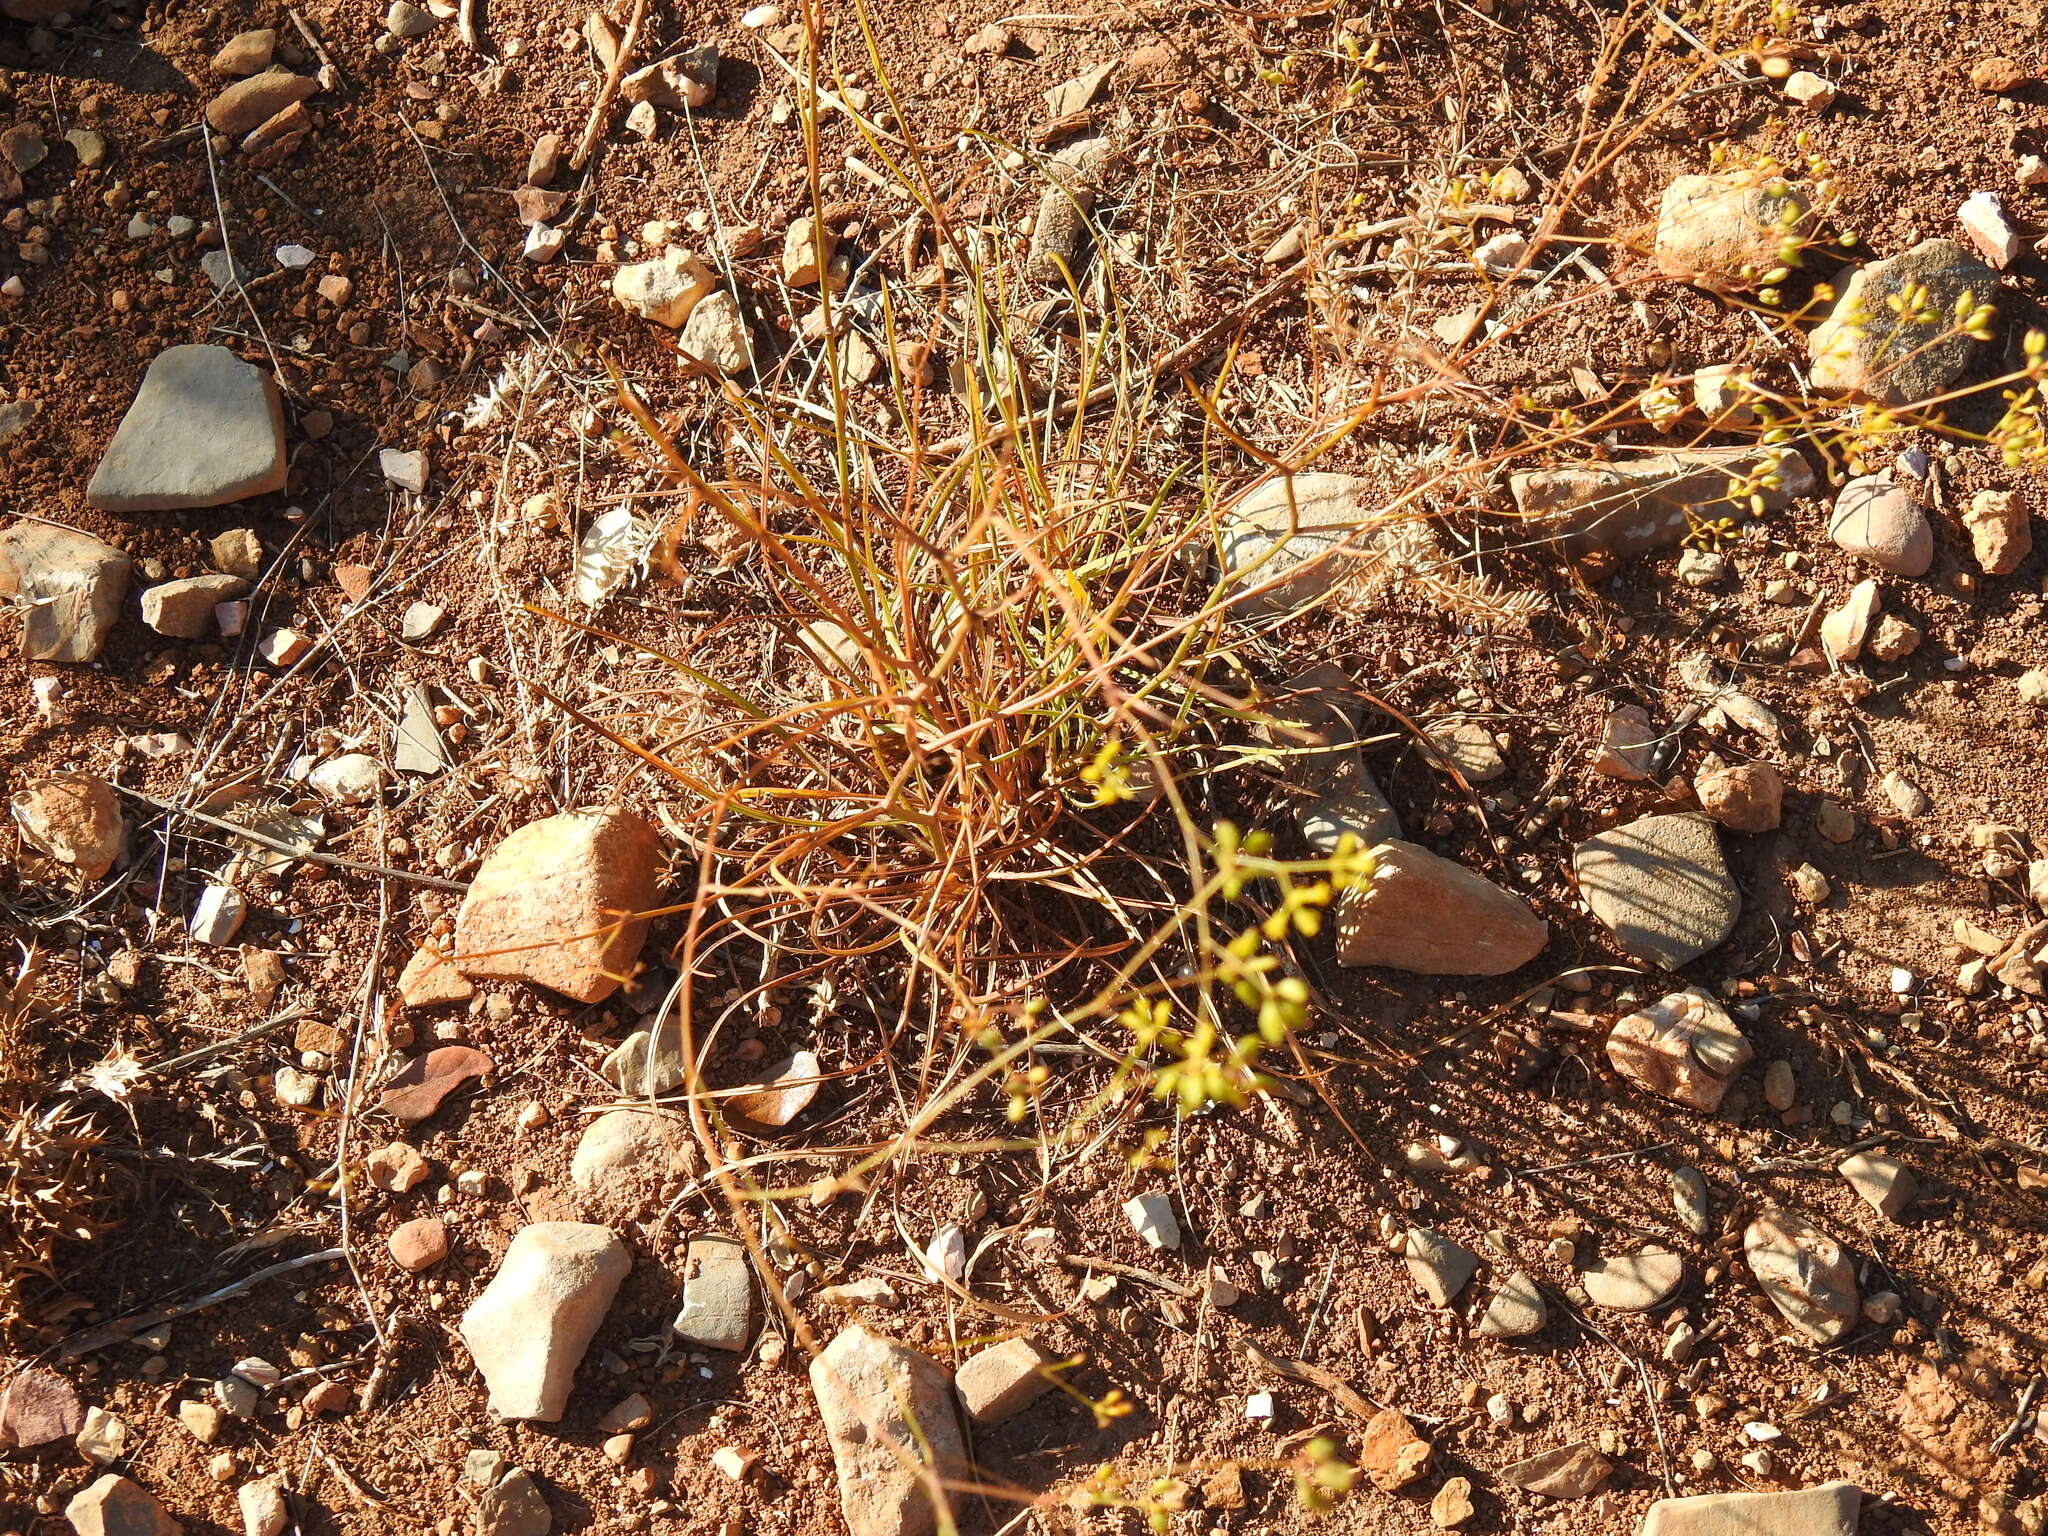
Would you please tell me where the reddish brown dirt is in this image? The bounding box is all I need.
[3,0,2048,1534]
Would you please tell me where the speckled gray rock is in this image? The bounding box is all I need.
[1218,473,1435,614]
[1809,240,1998,404]
[459,1223,630,1421]
[0,522,131,663]
[1573,814,1738,969]
[672,1236,752,1351]
[810,1325,969,1536]
[87,346,287,512]
[1509,446,1814,556]
[1027,136,1110,281]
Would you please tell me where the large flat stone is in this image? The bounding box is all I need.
[1218,472,1434,615]
[1335,841,1547,975]
[1574,814,1737,969]
[1809,240,1997,404]
[454,811,663,1003]
[1508,447,1814,556]
[0,522,131,662]
[459,1222,630,1421]
[1640,1481,1861,1535]
[810,1325,969,1536]
[87,346,287,512]
[672,1236,752,1351]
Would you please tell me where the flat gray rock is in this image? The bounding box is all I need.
[1404,1226,1478,1306]
[87,346,286,512]
[1218,472,1433,615]
[1509,446,1814,557]
[1476,1270,1547,1339]
[1573,813,1737,969]
[1581,1247,1684,1311]
[1810,239,1996,404]
[393,686,449,775]
[672,1236,752,1351]
[1641,1481,1861,1536]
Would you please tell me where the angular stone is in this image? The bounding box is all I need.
[1574,814,1738,969]
[393,686,448,776]
[676,289,754,375]
[1654,171,1811,289]
[571,1108,693,1219]
[395,946,472,1008]
[64,1475,180,1536]
[211,28,276,75]
[621,44,718,108]
[375,1045,492,1126]
[613,248,713,328]
[1594,704,1657,779]
[205,72,319,136]
[474,1467,551,1536]
[1744,1212,1857,1344]
[1508,446,1814,556]
[1963,488,2030,576]
[1497,1441,1613,1499]
[1809,240,1997,404]
[1640,1481,1861,1536]
[1829,477,1932,576]
[142,574,248,638]
[954,1336,1056,1425]
[1819,579,1881,663]
[1839,1151,1916,1219]
[595,1010,684,1097]
[1404,1226,1478,1306]
[783,214,838,286]
[1606,989,1753,1111]
[726,1050,821,1126]
[308,753,387,807]
[1334,841,1547,975]
[1581,1247,1684,1310]
[0,522,131,662]
[460,1222,631,1421]
[11,773,123,879]
[88,346,286,511]
[1695,762,1782,833]
[672,1236,752,1351]
[1358,1406,1432,1492]
[237,1478,286,1536]
[454,811,663,1003]
[1476,1270,1547,1339]
[809,1325,969,1536]
[1218,473,1434,615]
[1026,139,1107,282]
[0,1366,82,1449]
[1123,1193,1181,1250]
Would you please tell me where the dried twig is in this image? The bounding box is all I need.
[287,7,346,91]
[1056,1251,1192,1298]
[114,785,471,893]
[570,0,650,173]
[1992,1375,2044,1455]
[58,1248,345,1358]
[457,0,484,52]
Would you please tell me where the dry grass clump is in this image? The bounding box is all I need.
[0,946,118,1340]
